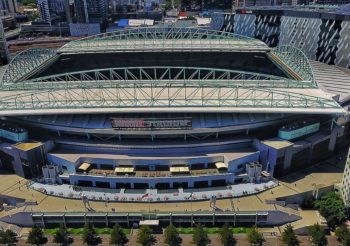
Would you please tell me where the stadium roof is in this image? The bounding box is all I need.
[0,27,345,116]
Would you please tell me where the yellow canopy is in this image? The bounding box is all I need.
[170,166,190,173]
[114,167,135,173]
[78,163,91,171]
[215,162,227,169]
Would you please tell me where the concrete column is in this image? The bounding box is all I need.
[188,180,194,188]
[308,143,316,163]
[169,183,173,189]
[283,147,294,172]
[130,183,134,189]
[329,126,344,151]
[205,163,208,168]
[41,214,45,228]
[208,180,212,187]
[110,182,116,189]
[62,214,66,227]
[97,164,101,169]
[92,181,96,187]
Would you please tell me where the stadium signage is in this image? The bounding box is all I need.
[110,118,192,130]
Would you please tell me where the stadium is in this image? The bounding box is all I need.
[0,27,347,202]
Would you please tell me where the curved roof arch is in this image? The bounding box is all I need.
[272,45,315,84]
[4,66,314,91]
[0,48,57,86]
[59,27,269,54]
[0,83,344,116]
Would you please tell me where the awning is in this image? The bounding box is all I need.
[215,162,227,169]
[78,163,91,171]
[114,167,135,173]
[139,220,159,226]
[170,166,190,173]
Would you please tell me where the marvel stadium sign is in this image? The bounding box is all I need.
[111,118,192,130]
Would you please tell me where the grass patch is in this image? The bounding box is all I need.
[176,227,251,234]
[44,228,131,236]
[176,227,194,234]
[43,228,58,235]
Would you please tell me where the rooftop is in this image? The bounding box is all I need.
[261,138,294,149]
[13,142,42,151]
[48,148,258,164]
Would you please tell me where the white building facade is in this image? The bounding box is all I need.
[341,148,350,207]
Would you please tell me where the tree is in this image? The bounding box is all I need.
[192,224,210,246]
[281,224,300,246]
[247,226,265,246]
[82,222,100,246]
[26,224,47,245]
[164,0,180,10]
[0,229,17,245]
[164,223,182,246]
[137,225,157,246]
[315,192,345,228]
[110,224,129,246]
[308,224,327,246]
[335,225,350,246]
[53,224,70,245]
[219,223,236,246]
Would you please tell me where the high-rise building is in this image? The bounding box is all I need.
[73,0,108,24]
[0,0,17,16]
[341,148,350,207]
[37,0,50,23]
[37,0,72,24]
[0,18,9,64]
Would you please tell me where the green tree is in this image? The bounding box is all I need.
[164,223,182,246]
[335,225,348,241]
[53,224,70,245]
[219,223,236,246]
[281,224,300,246]
[110,224,129,246]
[342,233,350,246]
[315,192,345,228]
[164,0,180,9]
[308,224,327,246]
[26,224,47,245]
[335,225,350,246]
[82,222,100,246]
[192,224,210,246]
[0,229,17,246]
[247,226,265,246]
[137,225,157,246]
